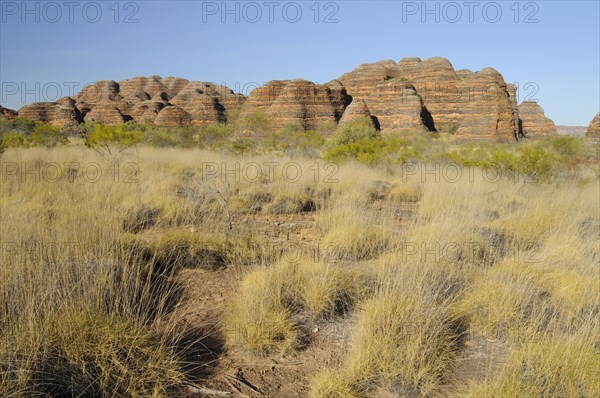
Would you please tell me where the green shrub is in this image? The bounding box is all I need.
[227,136,257,155]
[332,117,380,145]
[198,122,234,149]
[550,136,584,158]
[443,141,558,181]
[239,109,272,137]
[517,146,556,179]
[141,126,196,148]
[85,124,142,158]
[325,135,421,165]
[316,120,338,137]
[265,123,325,157]
[0,130,28,149]
[27,123,69,147]
[9,117,37,134]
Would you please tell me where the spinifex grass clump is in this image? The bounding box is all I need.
[225,259,374,355]
[0,147,197,397]
[462,329,600,398]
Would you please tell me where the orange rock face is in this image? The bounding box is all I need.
[339,57,519,140]
[13,59,556,143]
[238,79,349,134]
[18,97,82,127]
[518,101,558,138]
[18,76,244,127]
[339,98,374,127]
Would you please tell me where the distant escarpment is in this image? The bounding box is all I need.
[13,57,560,141]
[556,126,588,137]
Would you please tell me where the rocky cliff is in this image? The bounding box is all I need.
[517,101,558,138]
[13,57,561,142]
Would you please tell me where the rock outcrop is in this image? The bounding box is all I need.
[586,113,600,142]
[19,76,245,127]
[517,101,558,138]
[154,106,192,127]
[339,98,375,127]
[19,97,82,127]
[237,79,349,134]
[0,106,18,120]
[338,57,519,140]
[13,58,557,143]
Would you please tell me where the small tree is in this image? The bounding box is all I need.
[85,124,141,159]
[242,109,272,137]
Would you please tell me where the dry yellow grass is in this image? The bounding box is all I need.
[462,327,600,398]
[224,258,374,355]
[1,142,598,397]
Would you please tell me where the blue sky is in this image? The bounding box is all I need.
[1,0,598,125]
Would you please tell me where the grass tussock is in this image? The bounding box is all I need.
[309,369,359,398]
[453,260,554,341]
[225,258,375,355]
[462,330,600,398]
[1,311,185,397]
[344,288,459,396]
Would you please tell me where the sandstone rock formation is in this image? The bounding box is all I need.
[154,106,192,127]
[14,58,557,143]
[338,57,519,140]
[339,98,375,127]
[237,79,349,134]
[18,76,245,127]
[83,101,127,124]
[517,101,558,138]
[586,113,600,142]
[0,106,18,120]
[19,97,82,127]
